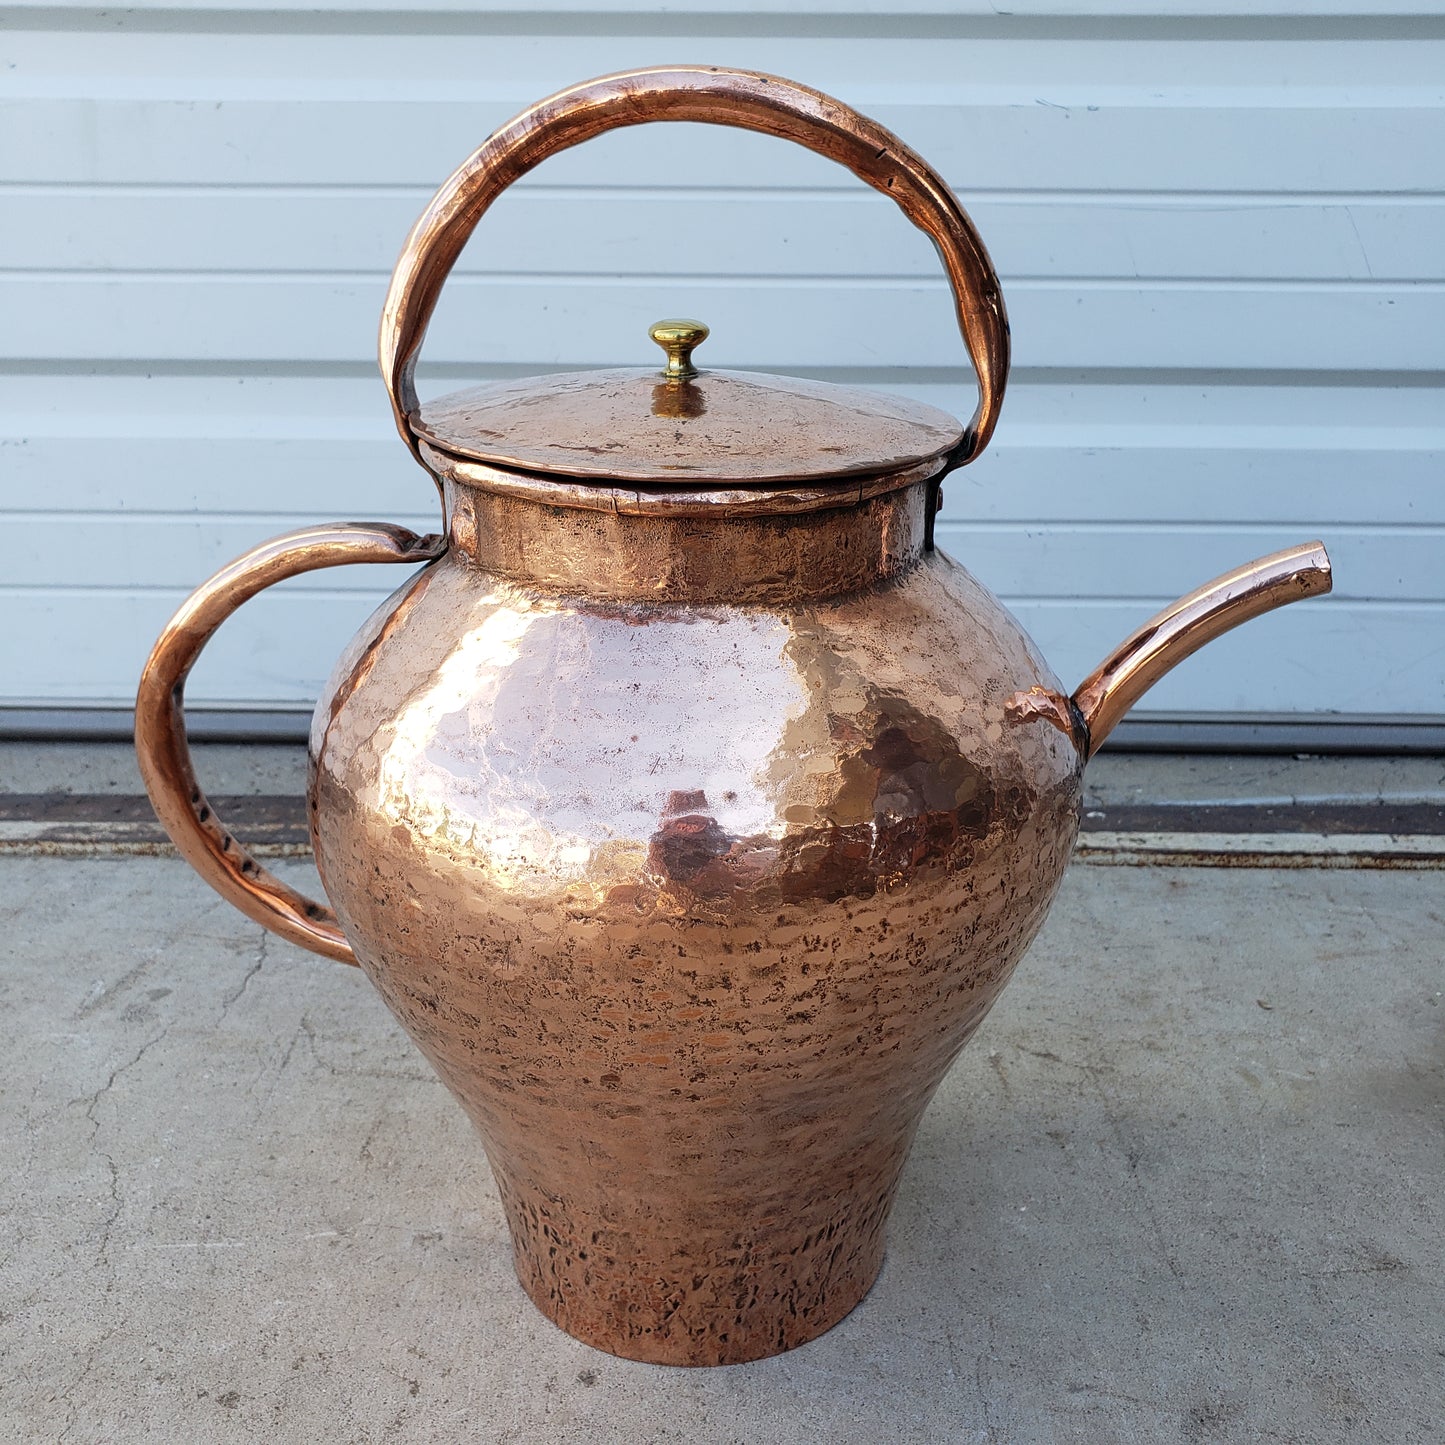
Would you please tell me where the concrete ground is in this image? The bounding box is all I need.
[1,750,1442,1443]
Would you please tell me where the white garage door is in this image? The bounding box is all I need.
[3,2,1443,737]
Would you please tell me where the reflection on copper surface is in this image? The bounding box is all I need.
[650,379,707,420]
[368,601,810,898]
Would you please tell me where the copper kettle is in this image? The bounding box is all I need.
[137,68,1331,1366]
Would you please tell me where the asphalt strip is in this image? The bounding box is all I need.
[0,795,1440,868]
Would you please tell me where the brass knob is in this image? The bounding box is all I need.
[649,318,709,380]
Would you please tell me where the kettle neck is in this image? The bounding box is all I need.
[442,471,935,605]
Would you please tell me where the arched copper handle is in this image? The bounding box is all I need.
[379,65,1009,478]
[135,523,445,964]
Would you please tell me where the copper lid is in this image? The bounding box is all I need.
[412,320,965,487]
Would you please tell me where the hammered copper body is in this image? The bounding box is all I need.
[136,67,1333,1367]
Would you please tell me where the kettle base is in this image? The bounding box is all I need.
[495,1164,895,1366]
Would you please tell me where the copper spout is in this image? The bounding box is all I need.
[1071,541,1332,756]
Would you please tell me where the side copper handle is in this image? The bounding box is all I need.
[1071,541,1333,756]
[379,66,1009,478]
[135,523,445,964]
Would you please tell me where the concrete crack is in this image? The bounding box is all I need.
[972,1311,1000,1442]
[75,898,230,1021]
[219,928,268,1020]
[81,1027,171,1127]
[78,1025,171,1265]
[256,1018,307,1117]
[75,955,153,1021]
[55,1326,116,1443]
[1083,1063,1186,1286]
[358,1111,387,1166]
[298,1015,433,1084]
